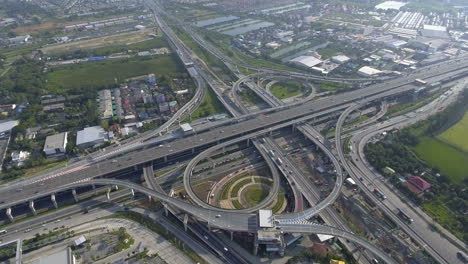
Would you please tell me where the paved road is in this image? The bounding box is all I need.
[337,80,468,264]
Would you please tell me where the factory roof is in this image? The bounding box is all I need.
[290,56,322,68]
[31,248,74,264]
[76,126,107,147]
[357,66,382,76]
[0,120,18,134]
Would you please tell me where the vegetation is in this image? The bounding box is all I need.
[437,112,468,153]
[315,81,349,91]
[111,227,134,253]
[286,249,347,264]
[316,47,339,59]
[244,185,269,206]
[230,178,253,198]
[271,190,285,213]
[46,55,185,93]
[189,87,226,120]
[270,81,305,99]
[365,90,468,242]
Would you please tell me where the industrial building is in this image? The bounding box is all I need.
[290,56,322,69]
[43,132,68,156]
[357,66,382,77]
[31,248,76,264]
[76,126,109,149]
[331,55,350,64]
[420,25,450,39]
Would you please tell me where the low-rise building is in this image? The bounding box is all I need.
[31,247,76,264]
[357,66,382,77]
[331,55,350,64]
[290,56,322,68]
[76,126,109,149]
[43,132,68,156]
[11,151,30,166]
[404,176,431,196]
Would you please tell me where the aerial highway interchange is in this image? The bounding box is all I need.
[0,1,467,264]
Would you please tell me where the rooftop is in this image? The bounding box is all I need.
[31,248,74,264]
[290,56,322,68]
[259,209,273,228]
[76,126,108,146]
[0,120,18,134]
[44,132,68,150]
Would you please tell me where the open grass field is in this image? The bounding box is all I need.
[316,47,339,59]
[46,55,185,93]
[41,29,155,54]
[244,185,269,207]
[412,137,468,185]
[190,87,226,119]
[316,81,349,91]
[271,81,304,99]
[422,198,463,239]
[437,111,468,153]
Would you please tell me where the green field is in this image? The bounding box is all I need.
[422,198,463,239]
[46,55,184,93]
[412,137,468,185]
[316,81,349,91]
[271,81,304,99]
[316,47,339,59]
[244,185,269,206]
[189,87,226,120]
[437,112,468,153]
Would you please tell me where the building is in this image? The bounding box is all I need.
[420,25,450,39]
[290,56,323,69]
[331,55,350,64]
[76,126,109,149]
[357,66,382,77]
[43,132,68,156]
[404,176,431,196]
[31,248,76,264]
[11,151,30,166]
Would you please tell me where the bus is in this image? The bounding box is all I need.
[397,208,413,224]
[414,79,427,86]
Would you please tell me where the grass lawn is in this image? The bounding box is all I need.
[437,111,468,153]
[189,87,226,119]
[46,55,185,93]
[422,198,463,238]
[271,81,304,99]
[316,47,338,59]
[244,185,269,206]
[272,190,285,213]
[316,81,349,91]
[23,160,68,178]
[412,137,468,185]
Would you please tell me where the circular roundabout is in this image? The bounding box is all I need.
[210,173,287,213]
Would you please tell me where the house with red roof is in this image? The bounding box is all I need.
[404,176,431,196]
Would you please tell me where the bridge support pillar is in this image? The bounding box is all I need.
[253,234,259,255]
[114,185,119,191]
[230,231,234,241]
[163,203,169,217]
[130,189,135,197]
[207,224,211,232]
[29,201,37,215]
[164,156,168,162]
[51,194,58,209]
[106,187,111,200]
[72,189,78,203]
[246,138,250,147]
[191,147,195,154]
[183,214,189,232]
[6,208,13,222]
[92,184,97,195]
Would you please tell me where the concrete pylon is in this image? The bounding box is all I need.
[106,187,111,200]
[72,189,78,203]
[130,189,135,197]
[92,184,97,195]
[29,201,37,215]
[253,234,259,255]
[230,231,234,241]
[148,195,152,201]
[163,203,169,217]
[51,194,58,209]
[6,208,13,222]
[114,185,119,191]
[183,214,189,232]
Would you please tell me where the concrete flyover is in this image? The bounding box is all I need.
[182,136,281,213]
[58,177,396,264]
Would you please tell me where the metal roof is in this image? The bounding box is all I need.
[290,56,322,68]
[259,209,273,228]
[44,132,67,150]
[76,126,107,146]
[0,120,18,134]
